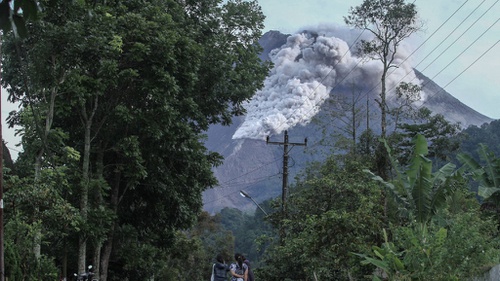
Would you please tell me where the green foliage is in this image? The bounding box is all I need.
[456,120,500,161]
[458,144,500,230]
[458,144,500,200]
[358,136,500,280]
[259,158,385,280]
[113,211,237,281]
[4,216,61,280]
[2,0,270,279]
[354,229,408,281]
[2,155,81,279]
[357,194,500,280]
[191,211,235,260]
[366,134,461,224]
[218,206,274,268]
[393,107,461,165]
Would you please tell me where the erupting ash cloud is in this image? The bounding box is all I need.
[232,24,422,140]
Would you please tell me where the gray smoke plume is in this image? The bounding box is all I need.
[232,24,423,140]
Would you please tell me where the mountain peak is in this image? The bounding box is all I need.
[203,30,493,214]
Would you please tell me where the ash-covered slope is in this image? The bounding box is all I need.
[413,69,493,127]
[202,29,493,214]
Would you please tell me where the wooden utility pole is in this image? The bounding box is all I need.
[266,130,306,241]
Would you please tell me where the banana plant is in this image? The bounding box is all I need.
[364,134,460,224]
[353,229,409,281]
[457,144,500,200]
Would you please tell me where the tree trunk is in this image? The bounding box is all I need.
[93,243,102,278]
[77,121,91,273]
[78,97,97,273]
[100,170,121,281]
[92,147,105,279]
[62,237,68,280]
[380,68,387,139]
[33,84,58,258]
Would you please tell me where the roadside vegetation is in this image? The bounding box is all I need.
[0,0,499,280]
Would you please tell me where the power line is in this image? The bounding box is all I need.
[427,18,499,81]
[318,0,498,141]
[264,0,481,142]
[416,38,499,111]
[415,0,490,72]
[203,173,281,206]
[355,0,495,122]
[385,0,472,75]
[440,40,499,90]
[205,30,367,206]
[419,0,498,75]
[206,0,499,206]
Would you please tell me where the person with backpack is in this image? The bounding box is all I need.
[229,253,248,281]
[211,254,230,281]
[242,256,254,281]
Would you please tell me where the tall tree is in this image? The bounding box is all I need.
[1,0,86,262]
[2,0,270,280]
[344,0,421,179]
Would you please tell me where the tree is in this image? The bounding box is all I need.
[392,107,461,165]
[259,158,385,280]
[315,82,368,155]
[389,82,422,131]
[344,0,421,179]
[1,0,88,264]
[458,144,500,199]
[456,120,500,161]
[2,0,270,280]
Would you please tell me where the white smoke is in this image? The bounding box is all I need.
[232,24,422,140]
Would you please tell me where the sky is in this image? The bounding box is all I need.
[256,0,500,120]
[1,92,20,159]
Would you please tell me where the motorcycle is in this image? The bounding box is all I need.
[73,265,98,281]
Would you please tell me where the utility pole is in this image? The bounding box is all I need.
[266,130,306,241]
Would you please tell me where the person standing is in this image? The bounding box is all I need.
[211,254,230,281]
[229,253,248,281]
[242,256,254,281]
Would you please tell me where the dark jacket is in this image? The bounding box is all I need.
[213,262,229,281]
[244,260,254,281]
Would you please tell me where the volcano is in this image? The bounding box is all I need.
[202,28,493,214]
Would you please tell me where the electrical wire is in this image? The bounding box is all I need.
[209,0,498,206]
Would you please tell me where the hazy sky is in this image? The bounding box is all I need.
[257,0,500,119]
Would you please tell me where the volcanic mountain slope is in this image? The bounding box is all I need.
[202,29,493,214]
